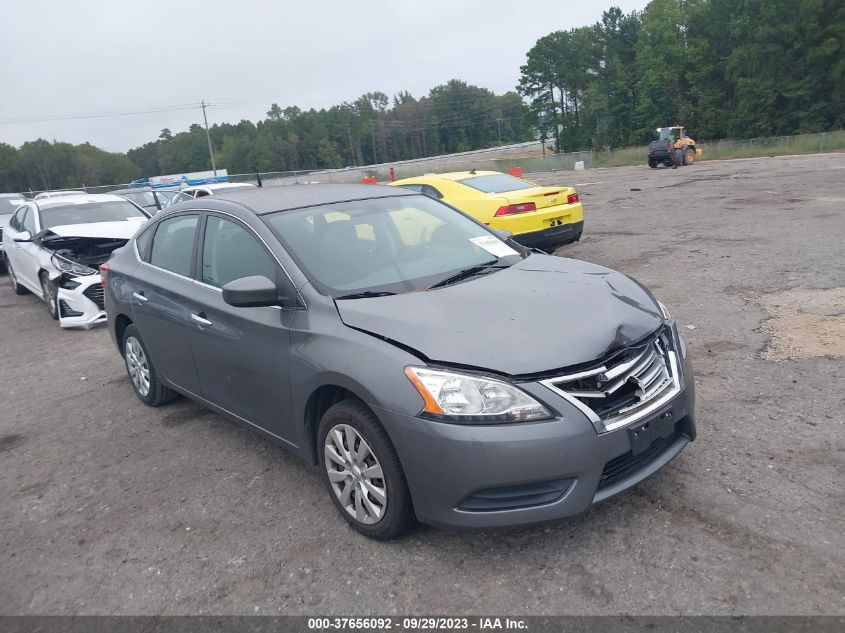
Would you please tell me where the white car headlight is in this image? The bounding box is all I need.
[657,300,671,320]
[405,366,552,424]
[51,254,97,276]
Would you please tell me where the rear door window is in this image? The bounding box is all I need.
[135,225,155,260]
[148,215,199,277]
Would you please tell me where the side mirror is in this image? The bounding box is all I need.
[13,231,32,242]
[491,228,513,241]
[222,275,300,309]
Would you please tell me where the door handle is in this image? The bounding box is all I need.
[191,312,213,326]
[132,292,148,303]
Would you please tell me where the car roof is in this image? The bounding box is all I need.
[186,182,256,191]
[173,183,417,215]
[112,187,155,194]
[34,190,88,199]
[34,193,129,209]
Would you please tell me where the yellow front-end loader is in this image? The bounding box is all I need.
[647,126,702,168]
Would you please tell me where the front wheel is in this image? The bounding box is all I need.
[122,324,180,406]
[318,400,416,540]
[39,272,59,320]
[673,148,684,166]
[683,147,695,165]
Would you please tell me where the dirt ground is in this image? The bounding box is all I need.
[0,153,843,615]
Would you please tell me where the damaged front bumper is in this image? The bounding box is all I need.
[53,271,107,329]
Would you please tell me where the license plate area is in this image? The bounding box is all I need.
[627,408,676,455]
[545,217,566,227]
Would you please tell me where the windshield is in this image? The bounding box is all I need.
[119,191,158,208]
[457,174,534,194]
[164,192,194,207]
[658,128,680,141]
[39,200,148,230]
[263,194,522,296]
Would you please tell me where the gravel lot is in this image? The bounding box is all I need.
[1,153,843,616]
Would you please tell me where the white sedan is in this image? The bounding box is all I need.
[179,182,257,198]
[2,194,149,328]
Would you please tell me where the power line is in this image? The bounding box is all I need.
[0,103,203,125]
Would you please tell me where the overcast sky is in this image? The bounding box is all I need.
[0,0,648,152]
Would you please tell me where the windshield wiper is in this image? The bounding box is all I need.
[428,261,510,290]
[334,290,397,300]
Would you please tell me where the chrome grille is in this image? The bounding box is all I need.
[540,331,681,433]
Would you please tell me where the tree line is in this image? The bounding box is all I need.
[1,0,842,193]
[519,0,844,151]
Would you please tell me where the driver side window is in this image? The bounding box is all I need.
[201,216,277,289]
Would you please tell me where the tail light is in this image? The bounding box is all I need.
[567,193,580,204]
[495,202,536,216]
[99,263,110,287]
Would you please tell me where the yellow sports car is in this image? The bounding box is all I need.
[390,170,584,251]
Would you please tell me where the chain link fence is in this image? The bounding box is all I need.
[16,131,844,197]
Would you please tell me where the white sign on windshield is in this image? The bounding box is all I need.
[469,235,519,258]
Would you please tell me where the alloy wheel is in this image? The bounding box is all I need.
[324,424,387,524]
[40,275,57,316]
[125,336,151,397]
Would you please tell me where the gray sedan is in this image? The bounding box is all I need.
[103,185,696,539]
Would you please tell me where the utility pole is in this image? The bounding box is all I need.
[371,125,378,165]
[346,122,356,166]
[201,100,217,178]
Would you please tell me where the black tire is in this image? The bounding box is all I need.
[648,160,657,168]
[39,271,59,320]
[673,148,684,166]
[683,147,695,165]
[6,259,29,295]
[318,399,416,540]
[122,324,180,407]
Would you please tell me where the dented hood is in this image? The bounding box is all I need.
[335,254,664,376]
[41,220,146,240]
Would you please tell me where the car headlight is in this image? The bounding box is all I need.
[657,300,671,320]
[51,254,97,276]
[404,366,552,424]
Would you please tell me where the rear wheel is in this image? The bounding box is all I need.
[318,400,416,540]
[122,324,180,406]
[648,159,657,168]
[673,148,684,166]
[683,147,695,165]
[39,272,59,320]
[6,259,28,295]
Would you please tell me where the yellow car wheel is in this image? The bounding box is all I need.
[683,148,695,165]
